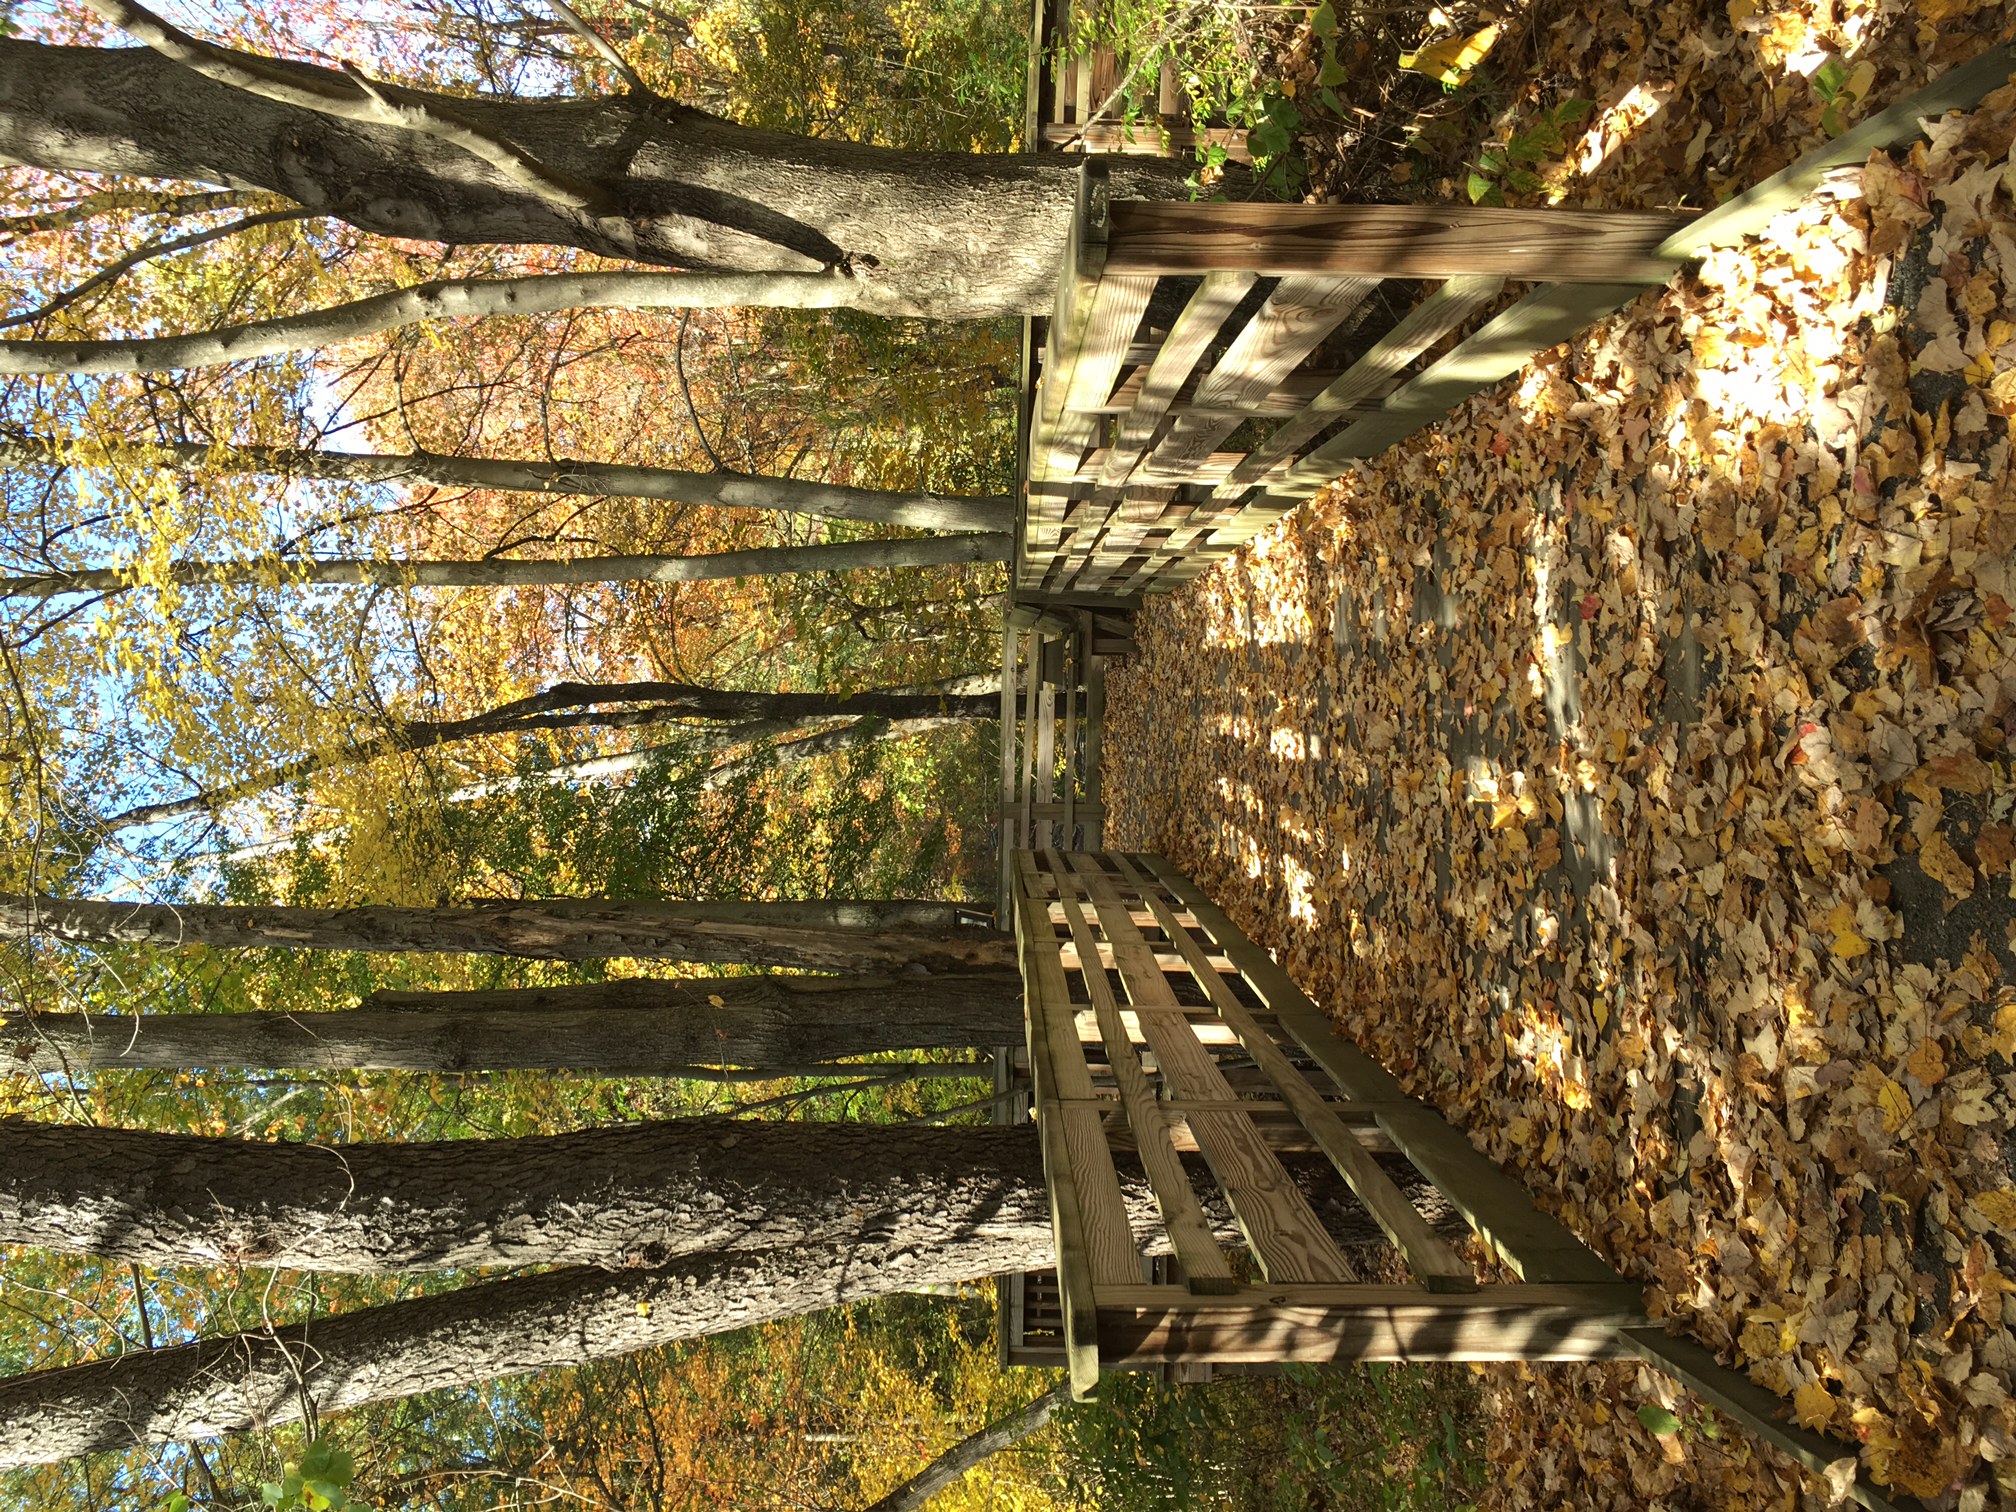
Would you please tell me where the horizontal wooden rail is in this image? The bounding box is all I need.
[1106,202,1695,281]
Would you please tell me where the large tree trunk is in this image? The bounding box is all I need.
[0,534,1007,599]
[7,970,1024,1075]
[0,40,1192,319]
[0,436,1012,533]
[0,894,1008,972]
[0,1119,1040,1274]
[0,1224,1059,1469]
[103,678,1000,830]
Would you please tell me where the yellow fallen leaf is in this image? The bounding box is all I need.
[1902,1037,1946,1088]
[1969,1189,2016,1229]
[1399,24,1500,86]
[1832,929,1870,960]
[1876,1075,1913,1133]
[1793,1379,1838,1430]
[707,994,727,1007]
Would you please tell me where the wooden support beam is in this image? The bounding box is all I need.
[1070,856,1354,1283]
[1106,202,1693,281]
[1047,852,1238,1293]
[1099,1284,1645,1365]
[1133,854,1625,1286]
[1111,855,1476,1291]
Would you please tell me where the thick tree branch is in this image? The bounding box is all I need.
[80,0,616,214]
[5,969,1024,1075]
[98,678,998,831]
[0,1119,1040,1274]
[0,434,1015,533]
[0,1225,1059,1470]
[0,893,1009,972]
[0,533,1008,599]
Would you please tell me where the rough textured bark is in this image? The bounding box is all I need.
[0,895,1009,973]
[0,533,1008,598]
[0,437,1014,533]
[0,1119,1041,1274]
[103,678,1000,830]
[8,970,1024,1074]
[863,1382,1072,1512]
[0,1221,1060,1469]
[0,41,1192,318]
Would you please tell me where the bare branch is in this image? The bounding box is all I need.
[543,0,653,94]
[0,267,874,375]
[0,534,1008,599]
[0,207,312,331]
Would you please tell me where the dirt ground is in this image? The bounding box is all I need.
[1104,10,2016,1509]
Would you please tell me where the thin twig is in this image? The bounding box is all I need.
[544,0,654,94]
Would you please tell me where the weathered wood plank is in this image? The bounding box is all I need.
[1106,202,1693,281]
[1112,855,1476,1291]
[1099,1287,1644,1365]
[1133,853,1624,1286]
[1072,855,1353,1283]
[1271,280,1656,485]
[1096,271,1256,489]
[996,622,1019,908]
[1013,858,1109,1398]
[1215,274,1504,497]
[1047,851,1238,1292]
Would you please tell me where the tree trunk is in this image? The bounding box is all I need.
[0,894,1009,972]
[102,678,1000,830]
[7,970,1024,1075]
[0,1223,1059,1470]
[0,1119,1040,1274]
[0,436,1013,533]
[0,40,1191,319]
[0,534,1007,599]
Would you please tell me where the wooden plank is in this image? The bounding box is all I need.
[1061,616,1082,843]
[1144,275,1376,482]
[1097,1281,1645,1310]
[1269,279,1656,487]
[1042,122,1250,156]
[1100,1285,1644,1365]
[1045,851,1238,1292]
[1659,42,2016,261]
[1017,633,1039,852]
[1071,855,1354,1283]
[1214,275,1504,497]
[996,620,1018,909]
[1034,658,1056,850]
[1617,1328,1923,1512]
[1106,202,1693,281]
[1133,853,1624,1286]
[1097,271,1256,490]
[1112,855,1476,1291]
[1083,655,1105,848]
[1014,861,1124,1399]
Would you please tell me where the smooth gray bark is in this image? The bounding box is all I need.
[0,1119,1039,1274]
[0,534,1008,599]
[0,40,1191,319]
[102,678,1000,831]
[8,970,1024,1075]
[0,894,1010,973]
[0,437,1015,533]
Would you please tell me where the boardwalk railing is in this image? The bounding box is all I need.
[1026,0,1250,162]
[1010,849,1929,1512]
[1018,170,1694,604]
